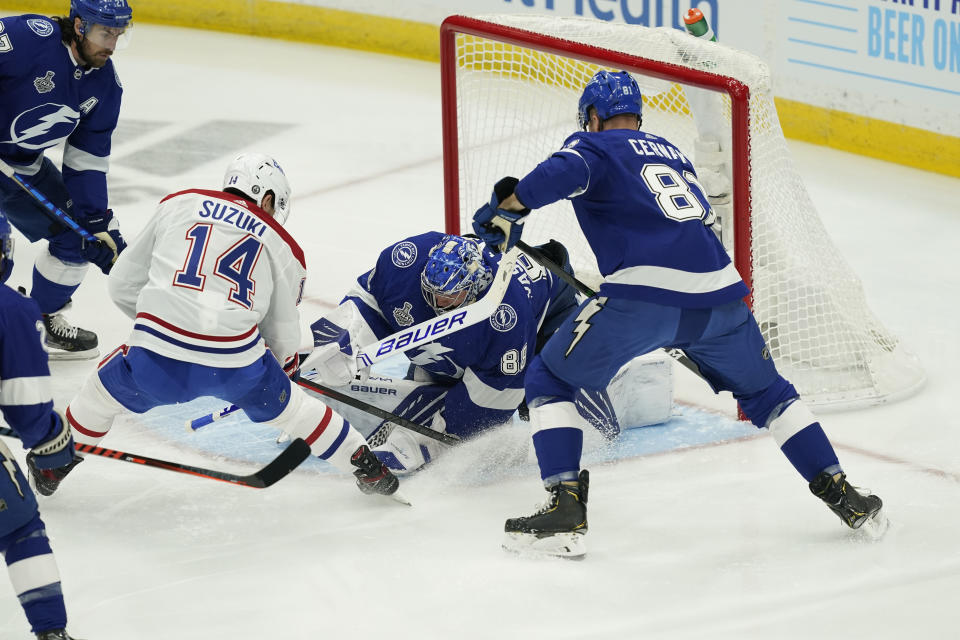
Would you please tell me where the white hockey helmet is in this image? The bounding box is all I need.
[222,152,292,224]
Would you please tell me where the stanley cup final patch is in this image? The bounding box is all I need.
[34,71,55,94]
[393,301,414,327]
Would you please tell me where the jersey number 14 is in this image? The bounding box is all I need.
[173,223,264,309]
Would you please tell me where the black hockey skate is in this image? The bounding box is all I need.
[42,302,98,360]
[26,453,83,497]
[503,470,589,559]
[36,630,80,640]
[350,445,400,497]
[809,471,887,536]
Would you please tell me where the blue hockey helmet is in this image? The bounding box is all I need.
[577,70,643,130]
[0,213,14,285]
[70,0,133,29]
[421,235,493,313]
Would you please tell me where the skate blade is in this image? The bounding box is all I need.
[854,508,890,541]
[388,489,412,507]
[502,531,587,560]
[47,347,99,361]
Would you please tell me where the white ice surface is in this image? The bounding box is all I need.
[2,21,960,640]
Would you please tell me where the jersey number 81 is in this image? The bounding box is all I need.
[640,164,711,222]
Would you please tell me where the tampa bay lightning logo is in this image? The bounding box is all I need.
[490,303,518,332]
[5,104,81,151]
[27,19,54,37]
[391,241,417,268]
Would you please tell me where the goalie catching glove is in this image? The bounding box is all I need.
[472,176,530,253]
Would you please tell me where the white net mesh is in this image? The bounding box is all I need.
[445,15,924,410]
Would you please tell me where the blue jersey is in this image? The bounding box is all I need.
[339,231,572,432]
[0,14,122,220]
[515,129,749,308]
[0,285,58,449]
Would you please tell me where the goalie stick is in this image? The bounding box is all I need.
[0,425,311,489]
[188,380,461,446]
[0,157,98,243]
[515,240,706,380]
[354,246,520,368]
[295,377,461,446]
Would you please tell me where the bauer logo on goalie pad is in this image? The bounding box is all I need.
[391,242,418,268]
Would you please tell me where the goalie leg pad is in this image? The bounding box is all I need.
[373,412,450,475]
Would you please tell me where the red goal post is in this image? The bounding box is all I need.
[439,14,924,410]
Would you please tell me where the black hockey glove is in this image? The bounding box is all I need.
[472,176,530,254]
[80,209,127,274]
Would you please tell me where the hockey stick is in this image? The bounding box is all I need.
[294,377,461,446]
[354,246,520,368]
[0,158,98,242]
[0,425,311,489]
[187,379,460,445]
[515,240,706,379]
[186,404,240,430]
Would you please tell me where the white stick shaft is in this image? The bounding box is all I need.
[355,246,520,367]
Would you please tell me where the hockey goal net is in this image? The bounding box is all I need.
[440,14,924,410]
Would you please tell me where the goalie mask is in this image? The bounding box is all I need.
[223,152,292,224]
[0,213,14,285]
[577,70,643,130]
[421,235,493,314]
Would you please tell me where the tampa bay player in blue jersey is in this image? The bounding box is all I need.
[302,232,626,474]
[0,213,82,640]
[0,1,132,360]
[473,70,886,558]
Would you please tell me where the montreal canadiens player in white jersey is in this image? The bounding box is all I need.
[0,1,132,360]
[302,232,634,474]
[473,70,886,558]
[26,153,401,500]
[0,213,82,640]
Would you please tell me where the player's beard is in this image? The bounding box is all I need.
[77,37,113,68]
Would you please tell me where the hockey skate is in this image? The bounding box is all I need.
[503,470,589,559]
[809,471,888,538]
[42,302,98,360]
[36,630,80,640]
[350,445,408,505]
[26,453,83,497]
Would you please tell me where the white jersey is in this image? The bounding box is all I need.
[108,188,306,369]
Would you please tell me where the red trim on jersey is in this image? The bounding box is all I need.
[66,407,109,439]
[304,405,334,446]
[135,312,258,342]
[97,344,128,369]
[160,188,306,268]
